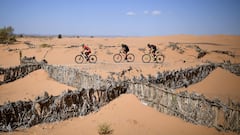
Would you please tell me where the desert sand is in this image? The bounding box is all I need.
[176,67,240,103]
[5,94,235,135]
[0,35,240,134]
[0,69,76,104]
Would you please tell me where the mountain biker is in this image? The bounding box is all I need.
[81,44,91,61]
[121,44,129,60]
[147,43,157,60]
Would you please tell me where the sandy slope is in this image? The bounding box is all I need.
[176,67,240,103]
[0,35,240,134]
[1,35,240,67]
[5,94,237,135]
[0,69,76,104]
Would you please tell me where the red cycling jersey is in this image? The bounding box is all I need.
[84,45,91,53]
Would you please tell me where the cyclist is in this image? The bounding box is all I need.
[147,43,157,60]
[121,44,129,60]
[81,44,91,61]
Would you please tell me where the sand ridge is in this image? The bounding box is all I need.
[0,69,76,104]
[0,35,240,134]
[176,67,240,103]
[6,94,237,135]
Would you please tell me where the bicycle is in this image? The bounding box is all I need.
[142,51,165,63]
[113,51,135,63]
[75,52,97,64]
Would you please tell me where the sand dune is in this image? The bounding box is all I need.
[1,35,240,68]
[6,94,236,135]
[0,69,76,104]
[176,67,240,103]
[0,35,240,134]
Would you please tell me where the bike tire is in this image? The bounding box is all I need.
[75,55,84,64]
[142,54,151,63]
[89,55,97,63]
[156,55,164,63]
[127,53,135,62]
[113,54,122,63]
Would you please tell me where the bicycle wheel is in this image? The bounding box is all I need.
[127,53,135,62]
[155,50,161,55]
[156,55,164,63]
[113,54,122,63]
[75,55,84,64]
[142,54,151,63]
[89,55,97,63]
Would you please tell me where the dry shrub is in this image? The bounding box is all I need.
[40,44,53,48]
[0,26,16,44]
[98,123,113,135]
[58,34,62,39]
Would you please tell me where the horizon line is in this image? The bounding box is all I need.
[15,33,240,38]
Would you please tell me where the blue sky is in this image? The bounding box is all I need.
[1,0,240,36]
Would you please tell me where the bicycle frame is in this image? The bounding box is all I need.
[146,49,162,58]
[81,52,89,59]
[119,50,127,56]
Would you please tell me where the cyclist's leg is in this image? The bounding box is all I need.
[85,51,90,61]
[123,51,127,60]
[152,50,156,61]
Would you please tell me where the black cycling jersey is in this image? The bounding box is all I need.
[122,44,129,53]
[149,44,157,52]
